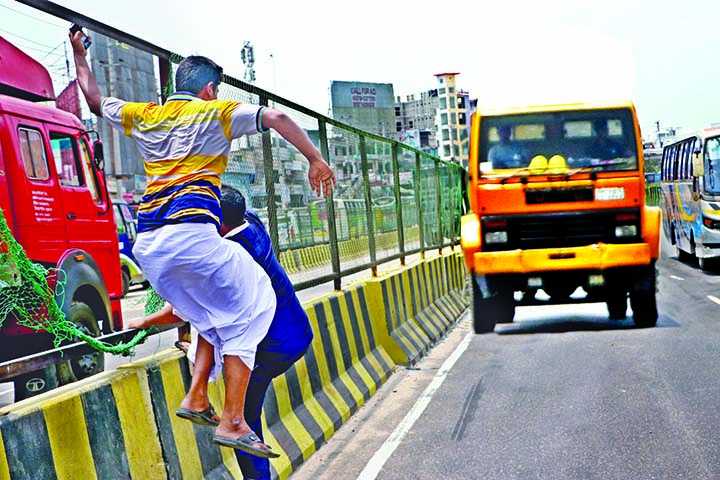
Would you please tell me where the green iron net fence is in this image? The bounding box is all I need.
[0,2,466,381]
[156,54,465,290]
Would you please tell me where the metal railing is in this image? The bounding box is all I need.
[1,1,465,385]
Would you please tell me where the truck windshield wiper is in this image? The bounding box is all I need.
[498,168,531,185]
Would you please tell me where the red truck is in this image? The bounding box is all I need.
[0,36,123,400]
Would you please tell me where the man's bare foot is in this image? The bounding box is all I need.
[179,395,212,414]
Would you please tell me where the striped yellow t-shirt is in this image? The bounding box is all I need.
[101,92,266,232]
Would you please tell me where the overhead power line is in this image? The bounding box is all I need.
[0,2,64,28]
[0,26,58,50]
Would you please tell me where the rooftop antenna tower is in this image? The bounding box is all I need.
[240,41,256,84]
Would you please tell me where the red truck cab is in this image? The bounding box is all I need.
[0,36,123,400]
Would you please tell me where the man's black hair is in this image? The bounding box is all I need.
[220,184,246,229]
[175,55,224,94]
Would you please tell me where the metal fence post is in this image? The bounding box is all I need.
[391,144,405,265]
[360,136,378,275]
[259,94,279,250]
[435,158,443,254]
[415,152,425,259]
[318,119,341,290]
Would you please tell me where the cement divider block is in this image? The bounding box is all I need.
[263,287,396,479]
[0,367,166,479]
[0,252,467,480]
[124,350,241,479]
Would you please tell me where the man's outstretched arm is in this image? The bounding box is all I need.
[261,108,337,198]
[69,31,103,116]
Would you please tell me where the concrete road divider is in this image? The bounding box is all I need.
[0,252,468,479]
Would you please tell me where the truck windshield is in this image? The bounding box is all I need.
[479,108,638,175]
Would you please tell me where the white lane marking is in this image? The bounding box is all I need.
[708,295,720,305]
[356,330,474,480]
[670,275,684,281]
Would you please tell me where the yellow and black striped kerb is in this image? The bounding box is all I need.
[263,286,396,479]
[0,253,467,480]
[127,349,242,479]
[377,272,432,365]
[0,368,167,480]
[407,262,451,341]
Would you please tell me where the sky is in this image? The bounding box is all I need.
[1,0,718,139]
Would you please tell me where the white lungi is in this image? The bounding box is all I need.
[133,223,275,379]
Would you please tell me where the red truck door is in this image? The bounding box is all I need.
[3,117,68,263]
[45,126,121,298]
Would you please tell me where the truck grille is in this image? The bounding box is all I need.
[483,210,639,251]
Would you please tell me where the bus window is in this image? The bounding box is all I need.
[704,136,720,193]
[679,141,689,179]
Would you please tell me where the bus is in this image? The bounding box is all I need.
[660,126,720,270]
[460,100,661,333]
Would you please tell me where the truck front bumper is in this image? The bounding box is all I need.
[472,243,652,275]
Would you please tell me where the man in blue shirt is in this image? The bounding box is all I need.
[130,185,313,479]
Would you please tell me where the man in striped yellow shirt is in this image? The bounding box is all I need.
[71,30,335,459]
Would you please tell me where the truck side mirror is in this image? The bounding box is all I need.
[92,140,105,170]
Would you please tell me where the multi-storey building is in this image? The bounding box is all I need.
[89,31,158,202]
[433,72,470,166]
[394,89,439,155]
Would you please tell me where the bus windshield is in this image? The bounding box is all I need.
[479,108,638,174]
[704,136,720,194]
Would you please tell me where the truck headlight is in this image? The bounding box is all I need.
[615,225,637,237]
[485,231,508,244]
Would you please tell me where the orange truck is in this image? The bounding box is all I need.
[460,101,661,333]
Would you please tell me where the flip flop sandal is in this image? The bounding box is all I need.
[174,341,189,354]
[175,405,220,426]
[213,431,280,458]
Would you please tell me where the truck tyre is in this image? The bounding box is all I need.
[472,277,497,334]
[58,302,105,384]
[630,264,658,328]
[698,256,715,272]
[606,290,628,320]
[493,289,516,324]
[121,269,131,297]
[13,365,59,401]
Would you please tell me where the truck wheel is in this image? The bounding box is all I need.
[472,277,513,333]
[493,289,516,324]
[121,270,131,296]
[58,302,105,384]
[13,365,59,402]
[606,290,628,320]
[698,256,715,272]
[472,277,496,334]
[630,264,658,328]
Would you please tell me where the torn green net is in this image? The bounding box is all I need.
[144,286,165,315]
[0,208,148,356]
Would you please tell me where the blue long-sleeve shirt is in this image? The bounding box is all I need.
[224,210,312,357]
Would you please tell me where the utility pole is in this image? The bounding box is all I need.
[63,40,70,80]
